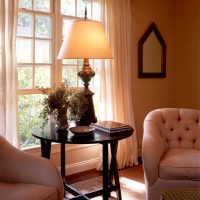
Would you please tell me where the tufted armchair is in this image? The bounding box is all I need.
[142,108,200,200]
[0,135,64,200]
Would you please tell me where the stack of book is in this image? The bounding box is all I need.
[90,120,133,135]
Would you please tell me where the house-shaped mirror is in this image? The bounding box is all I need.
[138,23,166,78]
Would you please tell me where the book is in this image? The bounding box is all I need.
[90,121,132,134]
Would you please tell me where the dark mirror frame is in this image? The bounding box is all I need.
[138,23,166,78]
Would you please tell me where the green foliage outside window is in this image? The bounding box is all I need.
[18,94,43,148]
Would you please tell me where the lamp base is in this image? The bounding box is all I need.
[78,58,97,126]
[79,89,97,126]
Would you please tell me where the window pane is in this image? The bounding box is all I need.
[62,59,77,65]
[78,59,84,65]
[62,19,73,39]
[92,1,101,21]
[0,32,2,64]
[77,65,83,87]
[35,66,51,88]
[17,13,33,37]
[62,66,77,87]
[18,94,44,148]
[34,0,50,12]
[77,0,91,19]
[16,39,33,63]
[18,66,33,89]
[93,90,100,118]
[93,64,100,87]
[35,15,51,38]
[18,0,32,10]
[35,40,50,63]
[61,0,75,16]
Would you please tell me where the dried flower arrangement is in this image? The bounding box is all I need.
[38,84,88,129]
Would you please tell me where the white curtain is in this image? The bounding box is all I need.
[0,0,18,147]
[97,0,138,169]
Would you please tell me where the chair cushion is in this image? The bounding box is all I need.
[159,148,200,180]
[160,187,200,200]
[0,181,57,200]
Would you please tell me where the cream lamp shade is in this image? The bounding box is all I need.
[57,20,113,59]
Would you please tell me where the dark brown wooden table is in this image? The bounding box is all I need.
[32,123,133,200]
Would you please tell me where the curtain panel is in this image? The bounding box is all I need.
[97,0,138,169]
[0,0,18,147]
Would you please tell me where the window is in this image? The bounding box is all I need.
[16,0,102,148]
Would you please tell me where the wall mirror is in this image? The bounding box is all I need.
[138,23,166,78]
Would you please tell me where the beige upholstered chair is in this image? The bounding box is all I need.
[142,108,200,200]
[0,135,64,200]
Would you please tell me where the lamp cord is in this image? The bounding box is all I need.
[84,6,87,20]
[84,0,87,20]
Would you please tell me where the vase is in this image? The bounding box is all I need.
[55,107,69,131]
[55,121,68,131]
[70,120,80,127]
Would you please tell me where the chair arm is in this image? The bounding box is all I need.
[142,120,167,186]
[0,136,64,200]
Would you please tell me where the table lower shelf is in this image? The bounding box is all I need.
[65,182,118,199]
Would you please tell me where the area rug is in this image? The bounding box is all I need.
[65,176,146,200]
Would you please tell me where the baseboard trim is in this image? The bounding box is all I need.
[59,158,99,176]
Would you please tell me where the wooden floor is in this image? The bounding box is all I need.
[65,163,144,185]
[119,164,145,184]
[65,168,102,184]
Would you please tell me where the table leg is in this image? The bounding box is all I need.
[102,143,109,200]
[61,142,66,179]
[40,139,51,159]
[109,141,122,200]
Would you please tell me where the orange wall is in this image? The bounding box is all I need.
[175,0,200,109]
[131,0,176,148]
[131,0,200,151]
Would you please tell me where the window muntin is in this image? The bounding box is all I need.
[16,0,102,148]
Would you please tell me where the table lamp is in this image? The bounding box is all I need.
[57,15,112,125]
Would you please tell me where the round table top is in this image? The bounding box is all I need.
[31,123,133,144]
